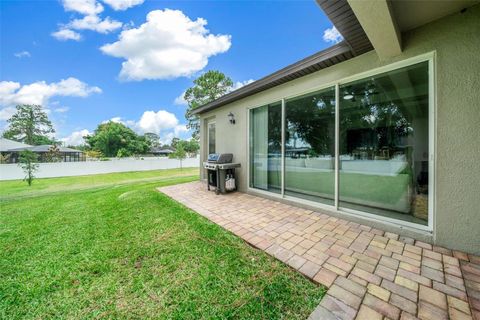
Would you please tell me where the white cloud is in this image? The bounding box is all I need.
[69,15,122,34]
[62,0,103,15]
[109,116,124,123]
[137,110,178,133]
[159,132,175,145]
[54,0,122,41]
[0,77,101,108]
[0,81,21,97]
[230,79,255,92]
[52,78,102,97]
[0,106,16,121]
[323,26,343,44]
[14,51,31,58]
[174,91,187,106]
[101,116,135,127]
[54,107,70,113]
[174,124,188,136]
[99,110,190,144]
[60,129,90,146]
[101,0,144,11]
[100,9,232,81]
[52,28,82,41]
[122,20,135,30]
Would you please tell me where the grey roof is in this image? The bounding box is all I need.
[0,138,32,152]
[192,0,373,115]
[151,148,174,154]
[8,145,83,153]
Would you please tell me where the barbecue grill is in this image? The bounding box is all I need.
[203,153,241,194]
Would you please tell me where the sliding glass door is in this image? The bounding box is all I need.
[249,101,282,193]
[284,87,336,205]
[339,62,429,225]
[249,58,431,227]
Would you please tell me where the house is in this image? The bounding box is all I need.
[0,138,31,152]
[193,1,480,254]
[149,146,175,156]
[0,138,85,163]
[0,138,31,163]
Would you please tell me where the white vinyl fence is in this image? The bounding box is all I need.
[0,157,200,181]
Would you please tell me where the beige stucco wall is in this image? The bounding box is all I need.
[199,5,480,254]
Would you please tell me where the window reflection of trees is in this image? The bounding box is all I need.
[285,89,336,158]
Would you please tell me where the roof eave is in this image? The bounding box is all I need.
[192,42,352,115]
[192,0,374,115]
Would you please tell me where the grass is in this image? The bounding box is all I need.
[0,168,199,199]
[0,168,325,319]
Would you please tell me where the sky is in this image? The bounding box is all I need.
[0,0,342,146]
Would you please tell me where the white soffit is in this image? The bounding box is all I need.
[348,0,402,59]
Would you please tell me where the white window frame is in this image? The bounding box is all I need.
[246,52,436,233]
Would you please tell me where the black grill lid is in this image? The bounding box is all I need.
[207,153,233,164]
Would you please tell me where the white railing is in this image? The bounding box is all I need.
[0,157,200,181]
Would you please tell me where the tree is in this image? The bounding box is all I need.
[19,150,39,186]
[85,150,103,159]
[116,148,131,158]
[70,144,87,151]
[170,137,180,149]
[30,135,57,145]
[169,144,187,169]
[0,153,11,164]
[44,144,62,162]
[176,139,200,156]
[144,132,161,149]
[85,122,150,157]
[3,105,55,145]
[184,70,233,140]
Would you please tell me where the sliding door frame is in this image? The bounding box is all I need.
[281,99,286,197]
[247,52,435,233]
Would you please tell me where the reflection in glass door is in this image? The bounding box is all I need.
[284,87,336,205]
[339,62,429,225]
[248,58,431,226]
[249,102,282,193]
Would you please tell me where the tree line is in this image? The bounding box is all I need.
[2,69,237,185]
[1,104,199,159]
[3,69,237,155]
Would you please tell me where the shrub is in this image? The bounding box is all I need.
[19,150,39,186]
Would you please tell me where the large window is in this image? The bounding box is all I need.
[285,87,336,205]
[249,58,432,227]
[249,102,282,193]
[339,62,429,224]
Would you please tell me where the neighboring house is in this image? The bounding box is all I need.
[0,138,31,151]
[0,138,31,163]
[194,1,480,254]
[0,138,85,163]
[150,147,174,156]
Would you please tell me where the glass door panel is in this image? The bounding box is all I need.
[249,102,282,193]
[284,87,336,205]
[339,61,429,225]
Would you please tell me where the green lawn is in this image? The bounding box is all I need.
[0,168,200,199]
[0,169,324,319]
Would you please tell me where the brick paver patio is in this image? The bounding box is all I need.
[159,181,480,320]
